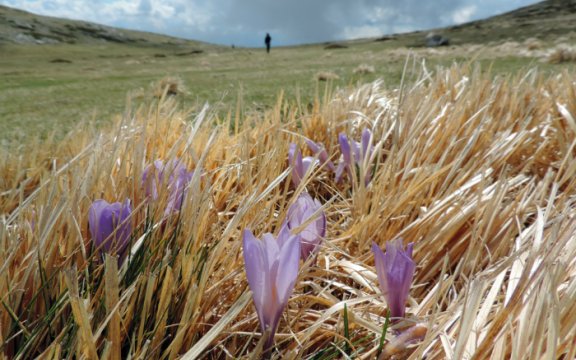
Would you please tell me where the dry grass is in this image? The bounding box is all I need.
[353,64,376,75]
[546,45,576,64]
[315,71,340,82]
[152,76,189,98]
[1,63,576,359]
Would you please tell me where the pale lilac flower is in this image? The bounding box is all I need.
[281,193,325,260]
[288,143,318,188]
[89,199,132,259]
[242,228,301,350]
[164,165,194,215]
[335,128,374,185]
[371,239,415,320]
[141,159,194,214]
[305,139,335,171]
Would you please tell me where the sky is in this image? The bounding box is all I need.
[1,0,542,47]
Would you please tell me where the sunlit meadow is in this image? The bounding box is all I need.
[1,60,576,359]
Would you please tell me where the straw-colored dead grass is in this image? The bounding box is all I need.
[546,45,576,64]
[152,76,188,98]
[315,71,340,82]
[353,64,376,75]
[1,63,576,359]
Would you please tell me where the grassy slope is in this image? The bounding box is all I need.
[0,40,571,146]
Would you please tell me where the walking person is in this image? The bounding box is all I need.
[265,33,271,53]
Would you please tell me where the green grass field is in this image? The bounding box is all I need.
[2,37,573,146]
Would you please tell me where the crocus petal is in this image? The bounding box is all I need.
[302,156,318,176]
[288,143,297,167]
[277,224,292,248]
[372,239,415,320]
[89,200,110,247]
[243,229,267,321]
[335,161,346,183]
[262,233,280,269]
[372,242,389,296]
[116,199,132,256]
[385,240,415,317]
[361,128,372,160]
[306,139,335,171]
[276,234,301,306]
[352,140,362,163]
[314,198,327,239]
[242,227,302,350]
[339,133,352,165]
[288,143,305,187]
[89,199,132,260]
[284,193,325,260]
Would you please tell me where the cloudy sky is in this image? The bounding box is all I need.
[1,0,542,46]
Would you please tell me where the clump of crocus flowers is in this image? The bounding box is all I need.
[371,238,415,321]
[88,199,132,263]
[141,158,194,215]
[288,128,374,188]
[242,228,301,352]
[335,128,374,185]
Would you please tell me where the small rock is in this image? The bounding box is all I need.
[425,33,450,47]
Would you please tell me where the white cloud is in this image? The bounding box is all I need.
[451,5,477,24]
[341,25,383,40]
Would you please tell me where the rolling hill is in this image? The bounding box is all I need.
[0,4,208,48]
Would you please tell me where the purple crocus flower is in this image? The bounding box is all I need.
[335,128,373,185]
[141,159,194,214]
[242,228,301,351]
[164,164,194,215]
[305,139,336,171]
[288,143,318,188]
[281,193,325,260]
[89,199,132,259]
[371,239,415,320]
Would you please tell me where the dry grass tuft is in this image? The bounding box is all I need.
[152,76,188,98]
[315,71,340,81]
[546,45,576,64]
[523,37,543,50]
[1,63,576,359]
[353,64,376,75]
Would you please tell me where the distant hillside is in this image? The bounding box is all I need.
[0,4,209,47]
[443,0,576,44]
[390,0,576,46]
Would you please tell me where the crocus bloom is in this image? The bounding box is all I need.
[288,143,318,188]
[242,228,301,350]
[89,199,132,259]
[281,193,325,260]
[371,239,415,320]
[305,139,336,171]
[164,165,194,215]
[141,159,194,214]
[335,128,374,185]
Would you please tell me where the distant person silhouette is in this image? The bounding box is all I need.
[265,33,271,53]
